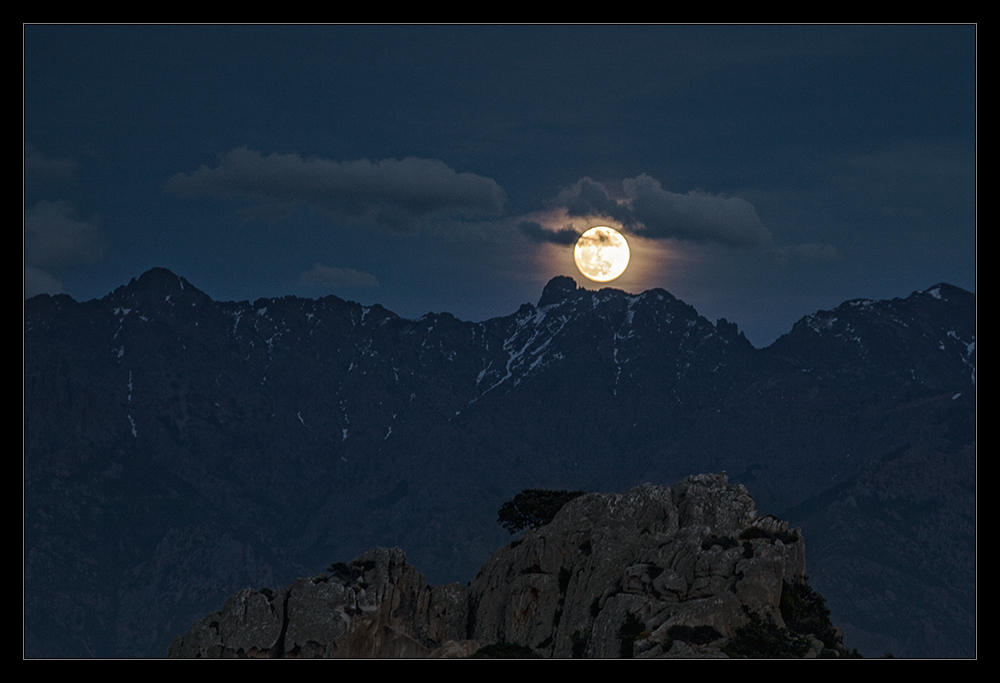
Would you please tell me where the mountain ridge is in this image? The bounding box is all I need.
[24,269,975,657]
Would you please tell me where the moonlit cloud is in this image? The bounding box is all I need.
[556,178,629,224]
[299,263,379,289]
[555,175,772,248]
[166,148,506,231]
[517,220,581,245]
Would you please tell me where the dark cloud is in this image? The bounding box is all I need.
[555,175,771,248]
[518,220,580,245]
[299,263,379,289]
[556,178,630,225]
[24,142,78,186]
[166,148,506,231]
[24,201,103,299]
[24,266,63,299]
[25,201,102,268]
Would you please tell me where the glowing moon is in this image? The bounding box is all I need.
[573,226,630,282]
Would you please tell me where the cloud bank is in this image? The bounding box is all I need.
[24,142,78,186]
[554,175,771,248]
[166,148,506,231]
[24,200,103,298]
[25,201,102,268]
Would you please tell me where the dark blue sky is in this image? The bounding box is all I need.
[24,25,975,346]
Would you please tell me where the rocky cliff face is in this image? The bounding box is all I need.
[169,474,848,658]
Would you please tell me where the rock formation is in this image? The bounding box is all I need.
[169,474,852,658]
[167,547,470,658]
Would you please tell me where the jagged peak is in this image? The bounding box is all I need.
[136,267,192,291]
[105,267,211,307]
[784,282,972,331]
[25,291,78,307]
[537,276,579,308]
[915,282,973,302]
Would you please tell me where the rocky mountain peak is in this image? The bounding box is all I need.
[764,282,974,391]
[918,282,969,303]
[537,275,580,307]
[133,267,195,294]
[104,266,211,311]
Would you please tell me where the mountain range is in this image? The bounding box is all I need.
[24,268,975,657]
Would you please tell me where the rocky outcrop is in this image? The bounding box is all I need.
[168,547,472,658]
[170,474,849,658]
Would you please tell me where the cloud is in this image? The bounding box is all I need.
[166,148,506,231]
[517,220,581,245]
[299,263,379,289]
[24,142,78,185]
[23,201,102,299]
[556,178,630,224]
[24,201,102,268]
[24,266,63,299]
[554,175,771,248]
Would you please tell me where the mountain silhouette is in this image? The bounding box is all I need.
[24,269,975,657]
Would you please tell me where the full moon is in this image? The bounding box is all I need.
[573,226,630,282]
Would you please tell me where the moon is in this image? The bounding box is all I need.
[573,226,630,282]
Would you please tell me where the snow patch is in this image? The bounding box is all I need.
[127,371,137,438]
[806,315,837,333]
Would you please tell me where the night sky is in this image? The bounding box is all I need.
[24,25,976,346]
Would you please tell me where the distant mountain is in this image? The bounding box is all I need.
[24,269,975,657]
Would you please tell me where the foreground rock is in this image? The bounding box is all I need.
[169,474,853,658]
